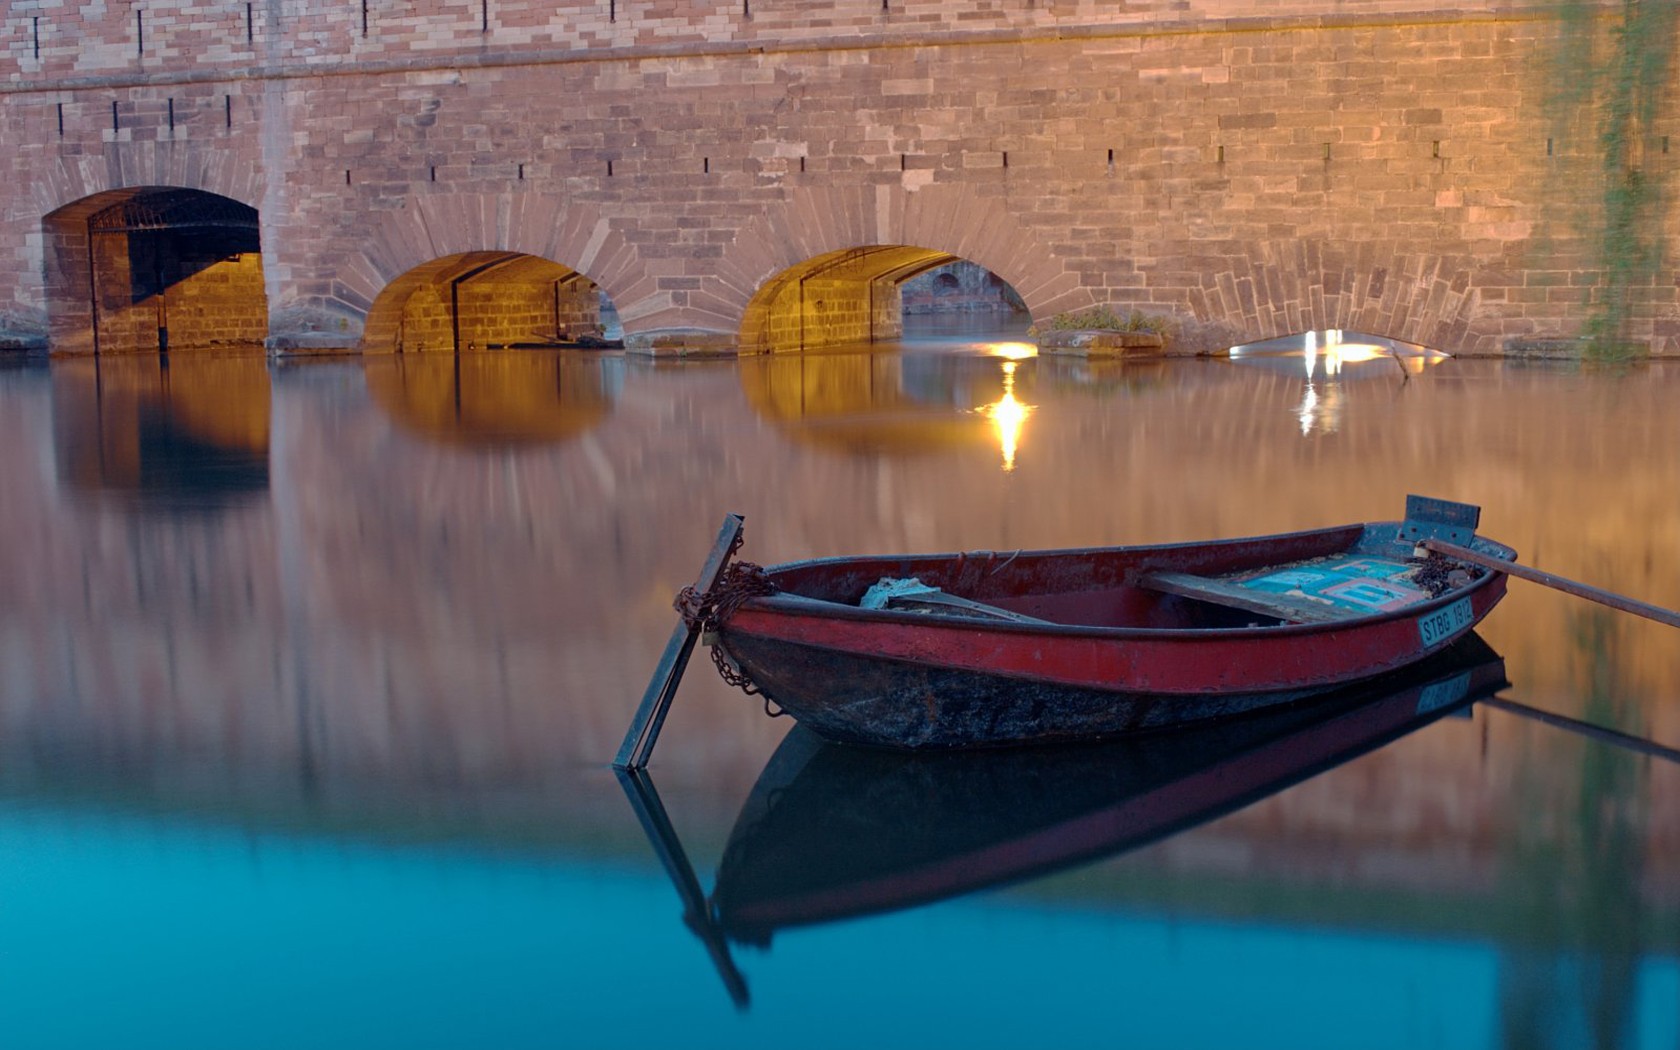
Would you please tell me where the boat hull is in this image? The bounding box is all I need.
[721,631,1348,748]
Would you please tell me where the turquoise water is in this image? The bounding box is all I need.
[2,338,1677,1046]
[4,800,1675,1050]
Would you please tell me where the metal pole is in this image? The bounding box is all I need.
[615,513,745,769]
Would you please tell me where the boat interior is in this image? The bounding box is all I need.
[763,523,1483,631]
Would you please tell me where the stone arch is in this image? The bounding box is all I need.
[740,245,994,352]
[32,144,265,221]
[36,147,268,355]
[710,183,1091,352]
[362,251,614,353]
[345,192,649,353]
[1181,242,1484,354]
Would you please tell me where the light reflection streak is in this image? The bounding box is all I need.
[1228,330,1458,436]
[1298,382,1319,436]
[980,359,1033,471]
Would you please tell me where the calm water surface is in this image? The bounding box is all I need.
[1,326,1677,1048]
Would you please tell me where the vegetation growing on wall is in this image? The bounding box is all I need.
[1545,0,1679,361]
[1027,307,1170,338]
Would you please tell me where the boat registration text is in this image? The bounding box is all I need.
[1418,597,1474,647]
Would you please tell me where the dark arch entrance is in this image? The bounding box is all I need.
[43,187,267,355]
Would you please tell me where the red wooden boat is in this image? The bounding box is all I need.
[694,496,1513,749]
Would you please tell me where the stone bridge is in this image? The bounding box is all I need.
[2,0,1676,356]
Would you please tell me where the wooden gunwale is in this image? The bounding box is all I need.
[733,525,1515,641]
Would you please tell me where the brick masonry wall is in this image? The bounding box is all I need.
[158,251,268,349]
[3,4,1678,355]
[760,274,889,351]
[0,1,1526,83]
[384,266,601,351]
[88,240,266,352]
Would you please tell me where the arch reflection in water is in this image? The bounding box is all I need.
[51,355,271,510]
[363,352,622,448]
[1034,354,1171,396]
[739,350,1036,468]
[622,634,1508,1007]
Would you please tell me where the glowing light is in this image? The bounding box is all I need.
[1303,330,1318,378]
[979,341,1038,360]
[1297,382,1318,435]
[1326,341,1391,376]
[980,359,1033,471]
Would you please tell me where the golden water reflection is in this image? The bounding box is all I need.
[363,351,621,448]
[739,350,1035,466]
[51,354,270,508]
[981,359,1032,471]
[3,352,1677,959]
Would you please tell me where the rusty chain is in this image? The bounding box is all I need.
[674,559,778,698]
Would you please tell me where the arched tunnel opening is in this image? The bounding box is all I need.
[362,252,620,354]
[741,246,1028,353]
[43,187,268,355]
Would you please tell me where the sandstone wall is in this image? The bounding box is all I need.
[2,4,1676,355]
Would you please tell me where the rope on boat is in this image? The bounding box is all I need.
[674,559,779,698]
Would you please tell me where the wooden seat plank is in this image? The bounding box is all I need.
[1137,570,1348,625]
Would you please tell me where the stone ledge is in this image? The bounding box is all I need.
[266,333,360,356]
[624,329,740,358]
[1503,337,1587,359]
[1035,329,1169,358]
[0,332,48,353]
[1501,337,1679,360]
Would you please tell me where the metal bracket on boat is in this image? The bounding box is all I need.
[615,513,746,770]
[1400,495,1480,547]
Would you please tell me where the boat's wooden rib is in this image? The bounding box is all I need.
[1135,569,1346,625]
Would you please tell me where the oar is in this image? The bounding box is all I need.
[1482,695,1680,766]
[615,513,745,770]
[1420,538,1680,630]
[614,767,751,1008]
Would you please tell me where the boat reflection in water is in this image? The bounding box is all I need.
[622,633,1508,1007]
